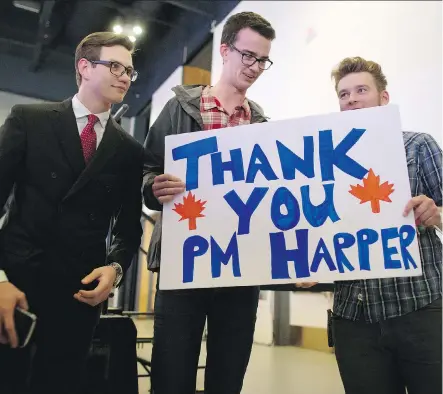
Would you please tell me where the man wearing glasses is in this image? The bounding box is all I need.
[143,11,275,394]
[0,32,143,394]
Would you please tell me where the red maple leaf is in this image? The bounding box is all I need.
[349,168,394,213]
[173,191,207,230]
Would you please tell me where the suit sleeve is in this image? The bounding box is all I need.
[0,105,26,218]
[142,100,174,211]
[107,144,144,275]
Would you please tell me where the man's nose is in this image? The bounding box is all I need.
[120,73,131,83]
[348,92,358,103]
[249,61,260,73]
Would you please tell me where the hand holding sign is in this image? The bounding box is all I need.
[152,174,185,204]
[403,195,441,227]
[295,282,318,289]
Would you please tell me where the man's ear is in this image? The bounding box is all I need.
[220,44,230,63]
[77,58,91,83]
[380,90,390,106]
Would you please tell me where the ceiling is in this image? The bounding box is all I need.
[0,0,239,117]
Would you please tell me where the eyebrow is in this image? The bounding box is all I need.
[108,59,134,68]
[240,49,269,60]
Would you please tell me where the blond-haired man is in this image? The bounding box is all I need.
[329,57,442,394]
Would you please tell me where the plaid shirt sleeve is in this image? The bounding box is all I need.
[333,132,442,323]
[419,133,442,206]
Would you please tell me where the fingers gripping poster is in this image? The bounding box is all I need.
[160,105,421,290]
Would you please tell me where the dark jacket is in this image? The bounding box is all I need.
[0,99,144,282]
[143,84,267,271]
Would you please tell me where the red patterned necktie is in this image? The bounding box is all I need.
[80,114,99,164]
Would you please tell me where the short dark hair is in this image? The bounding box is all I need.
[331,56,388,93]
[221,11,276,46]
[75,32,135,87]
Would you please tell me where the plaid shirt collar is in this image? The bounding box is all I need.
[200,86,251,116]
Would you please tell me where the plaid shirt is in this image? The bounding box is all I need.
[333,132,442,323]
[200,86,251,130]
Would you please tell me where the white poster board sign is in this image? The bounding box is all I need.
[160,105,422,290]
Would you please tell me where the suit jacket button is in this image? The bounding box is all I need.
[90,213,96,221]
[51,172,57,178]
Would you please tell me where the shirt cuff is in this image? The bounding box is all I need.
[0,270,9,283]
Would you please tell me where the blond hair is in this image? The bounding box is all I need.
[331,56,387,92]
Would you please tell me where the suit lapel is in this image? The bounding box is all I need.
[52,99,86,179]
[63,117,123,201]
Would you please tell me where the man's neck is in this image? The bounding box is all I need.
[76,89,111,114]
[210,80,247,113]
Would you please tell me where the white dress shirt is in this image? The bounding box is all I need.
[72,94,111,148]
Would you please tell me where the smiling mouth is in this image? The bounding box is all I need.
[113,86,126,92]
[243,73,256,80]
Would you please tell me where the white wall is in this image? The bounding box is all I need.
[0,90,49,125]
[289,292,334,329]
[120,116,134,136]
[149,66,183,128]
[212,1,442,146]
[211,0,442,331]
[254,291,274,345]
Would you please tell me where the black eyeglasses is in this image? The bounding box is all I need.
[230,45,273,70]
[88,59,138,82]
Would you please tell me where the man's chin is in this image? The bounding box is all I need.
[108,94,125,105]
[237,79,255,92]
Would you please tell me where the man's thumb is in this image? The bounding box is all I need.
[81,269,99,284]
[17,294,29,311]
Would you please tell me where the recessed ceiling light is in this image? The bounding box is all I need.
[133,26,143,35]
[113,25,123,34]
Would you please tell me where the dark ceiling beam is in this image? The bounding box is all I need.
[162,0,212,17]
[0,36,73,67]
[29,0,61,72]
[101,0,176,28]
[0,51,77,102]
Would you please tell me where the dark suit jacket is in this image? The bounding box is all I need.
[0,99,143,283]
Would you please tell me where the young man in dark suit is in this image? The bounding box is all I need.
[0,32,144,394]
